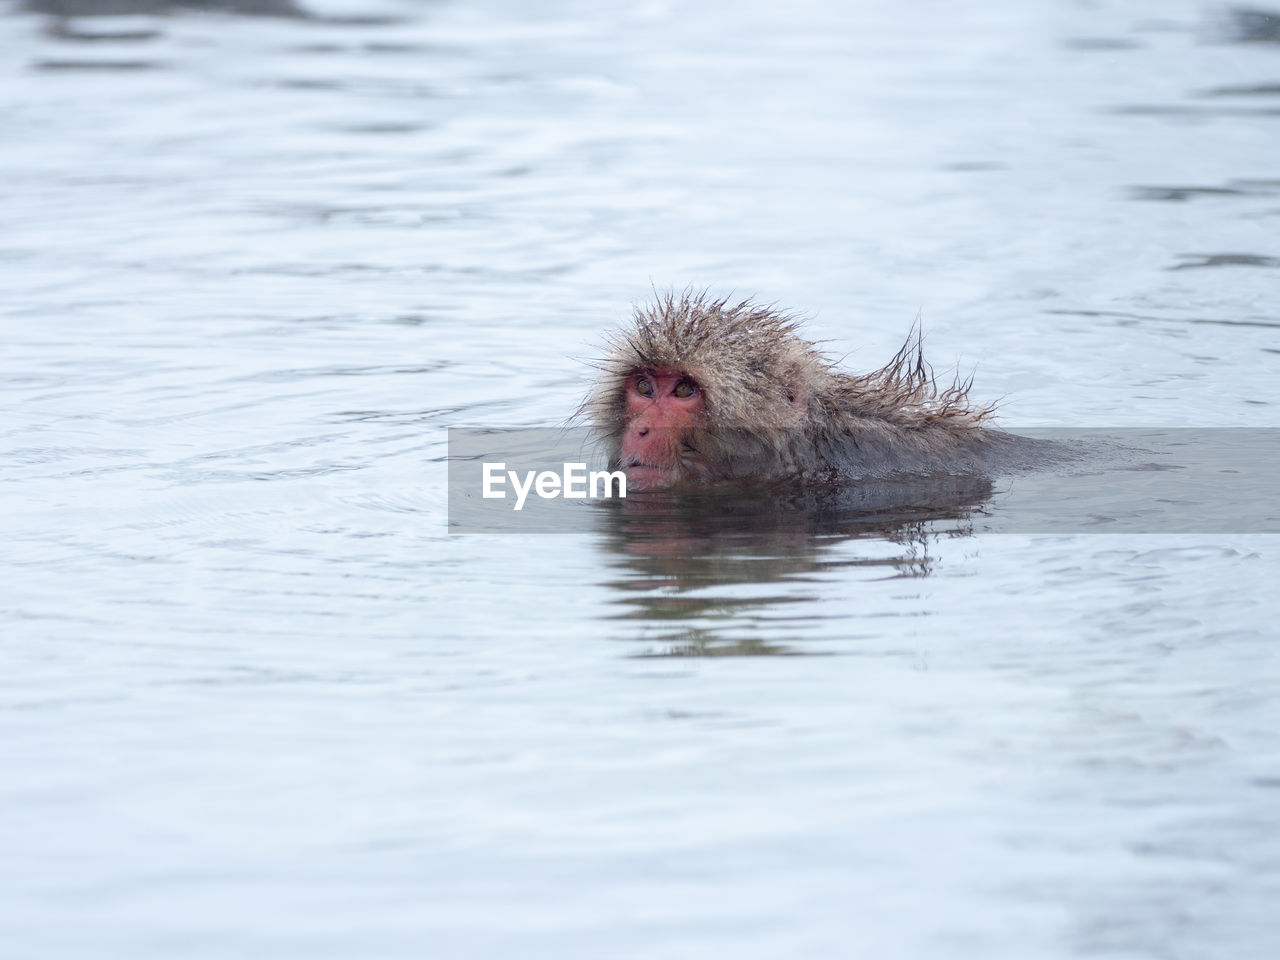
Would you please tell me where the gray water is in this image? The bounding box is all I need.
[4,1,1280,957]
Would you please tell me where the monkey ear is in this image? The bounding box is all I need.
[782,382,808,425]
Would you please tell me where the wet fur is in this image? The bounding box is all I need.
[581,292,1031,485]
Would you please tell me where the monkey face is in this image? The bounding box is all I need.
[618,369,705,490]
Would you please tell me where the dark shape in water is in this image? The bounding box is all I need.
[1199,83,1280,97]
[1130,185,1253,202]
[21,0,306,16]
[33,57,162,69]
[595,483,974,657]
[1219,6,1280,43]
[1171,253,1280,270]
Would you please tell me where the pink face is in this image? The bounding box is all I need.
[618,369,705,490]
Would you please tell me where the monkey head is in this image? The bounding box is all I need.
[582,293,832,490]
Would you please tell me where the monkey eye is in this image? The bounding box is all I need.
[673,380,697,399]
[635,377,654,397]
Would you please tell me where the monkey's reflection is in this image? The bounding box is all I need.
[593,475,993,657]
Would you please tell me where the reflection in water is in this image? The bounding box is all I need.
[1221,6,1280,44]
[22,0,306,16]
[1171,252,1280,270]
[21,0,408,26]
[594,476,993,657]
[1129,181,1280,202]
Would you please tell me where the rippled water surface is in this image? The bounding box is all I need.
[4,1,1280,957]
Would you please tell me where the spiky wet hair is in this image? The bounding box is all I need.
[582,291,993,435]
[583,292,832,430]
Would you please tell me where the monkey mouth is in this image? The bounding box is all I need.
[619,458,675,490]
[621,458,665,476]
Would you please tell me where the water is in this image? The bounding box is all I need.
[3,1,1280,957]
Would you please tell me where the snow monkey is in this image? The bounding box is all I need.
[581,292,1028,492]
